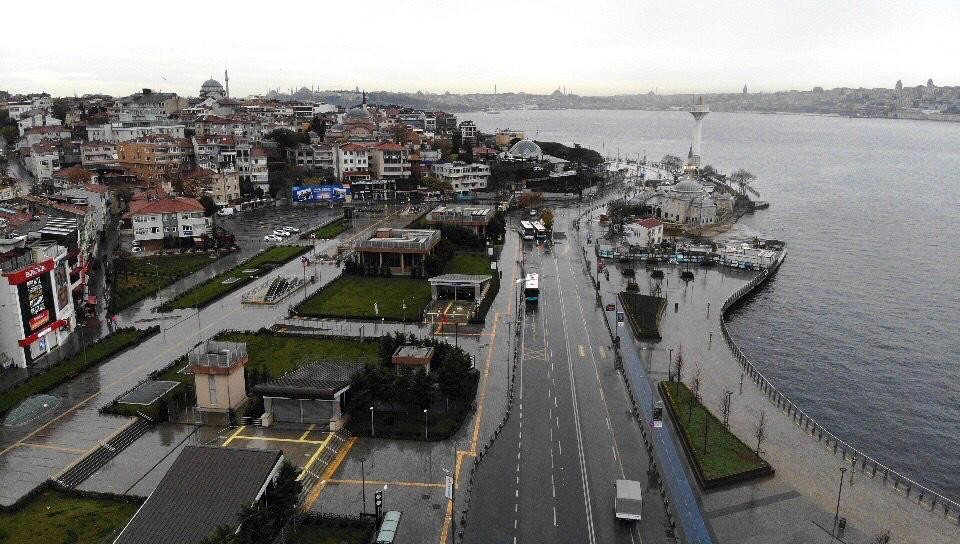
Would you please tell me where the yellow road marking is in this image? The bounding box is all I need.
[18,442,86,454]
[327,478,443,488]
[231,434,330,445]
[221,425,246,447]
[298,433,335,481]
[299,424,316,441]
[303,436,357,510]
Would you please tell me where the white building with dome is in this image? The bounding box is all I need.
[633,178,734,227]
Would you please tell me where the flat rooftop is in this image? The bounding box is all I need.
[356,228,440,252]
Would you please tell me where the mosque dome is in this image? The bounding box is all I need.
[200,79,225,98]
[345,106,371,120]
[671,179,704,193]
[507,139,542,159]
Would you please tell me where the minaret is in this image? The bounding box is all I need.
[224,69,230,98]
[687,97,709,167]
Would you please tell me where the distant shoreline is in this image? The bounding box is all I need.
[460,108,960,123]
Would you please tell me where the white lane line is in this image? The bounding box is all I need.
[554,396,557,407]
[519,431,522,440]
[606,417,611,430]
[558,440,562,455]
[612,444,618,461]
[515,519,518,529]
[554,506,558,526]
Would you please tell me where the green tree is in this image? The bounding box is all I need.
[51,98,69,122]
[199,526,236,544]
[661,154,683,172]
[0,125,17,146]
[541,208,554,231]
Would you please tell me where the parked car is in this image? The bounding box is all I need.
[281,226,300,233]
[131,246,144,253]
[273,229,292,237]
[264,234,283,242]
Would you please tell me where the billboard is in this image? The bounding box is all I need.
[18,272,55,335]
[292,184,350,203]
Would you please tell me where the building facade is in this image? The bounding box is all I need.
[432,162,490,198]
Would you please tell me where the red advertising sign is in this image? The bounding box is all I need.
[3,259,55,285]
[606,304,615,311]
[29,309,50,331]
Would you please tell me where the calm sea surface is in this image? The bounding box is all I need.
[462,109,960,498]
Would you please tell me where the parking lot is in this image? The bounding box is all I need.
[218,204,342,249]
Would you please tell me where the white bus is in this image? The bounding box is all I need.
[532,221,548,241]
[520,221,536,240]
[524,273,540,304]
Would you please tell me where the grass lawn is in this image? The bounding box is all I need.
[444,253,493,275]
[293,517,374,544]
[296,276,432,321]
[110,253,223,312]
[0,489,140,544]
[661,381,770,482]
[161,245,309,310]
[0,328,157,417]
[302,219,347,240]
[216,332,379,378]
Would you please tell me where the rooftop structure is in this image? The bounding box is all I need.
[687,97,710,167]
[113,446,283,544]
[426,205,494,235]
[355,228,440,253]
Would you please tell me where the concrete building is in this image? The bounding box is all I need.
[354,228,440,276]
[16,109,62,136]
[189,340,248,416]
[426,204,494,236]
[369,142,411,180]
[392,346,435,373]
[624,218,664,248]
[124,196,210,250]
[249,147,269,193]
[633,179,721,226]
[495,129,524,147]
[26,142,61,181]
[432,162,490,198]
[114,89,187,123]
[86,123,185,144]
[80,141,117,166]
[22,126,72,149]
[0,240,76,369]
[252,361,363,429]
[117,135,193,185]
[334,143,370,181]
[459,120,477,145]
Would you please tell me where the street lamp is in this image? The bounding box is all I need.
[359,456,368,516]
[833,467,848,536]
[370,406,375,437]
[423,408,429,440]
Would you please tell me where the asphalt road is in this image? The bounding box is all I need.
[466,208,673,544]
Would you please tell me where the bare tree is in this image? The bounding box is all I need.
[730,168,757,197]
[718,390,732,430]
[688,365,702,424]
[753,411,768,455]
[674,346,684,384]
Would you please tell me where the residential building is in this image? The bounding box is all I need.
[114,89,187,123]
[117,135,193,185]
[624,218,664,247]
[112,446,284,544]
[86,123,186,143]
[81,141,117,166]
[354,228,441,275]
[0,239,76,369]
[193,135,238,173]
[434,111,458,134]
[250,147,269,193]
[495,129,525,147]
[426,205,494,236]
[22,126,72,149]
[432,162,490,198]
[123,196,210,250]
[334,143,370,181]
[287,143,335,171]
[27,142,61,181]
[368,142,411,180]
[17,109,62,136]
[459,120,477,145]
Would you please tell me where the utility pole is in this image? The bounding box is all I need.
[833,467,847,536]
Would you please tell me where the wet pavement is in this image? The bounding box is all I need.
[578,206,960,544]
[0,203,419,506]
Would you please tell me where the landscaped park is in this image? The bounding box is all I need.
[110,253,226,312]
[159,245,310,310]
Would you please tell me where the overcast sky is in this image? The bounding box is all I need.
[2,0,957,98]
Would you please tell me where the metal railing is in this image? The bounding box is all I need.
[188,340,247,368]
[718,253,960,526]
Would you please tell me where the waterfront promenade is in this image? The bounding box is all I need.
[579,208,959,543]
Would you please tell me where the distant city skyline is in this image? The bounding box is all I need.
[2,0,958,98]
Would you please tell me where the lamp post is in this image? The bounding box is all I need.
[370,406,375,437]
[668,348,674,380]
[423,408,429,440]
[359,456,368,516]
[833,467,848,536]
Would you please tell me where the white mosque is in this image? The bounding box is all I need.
[633,179,734,226]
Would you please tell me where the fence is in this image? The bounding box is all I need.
[718,253,960,527]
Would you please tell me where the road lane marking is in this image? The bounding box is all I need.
[299,423,315,441]
[579,344,586,357]
[221,425,246,446]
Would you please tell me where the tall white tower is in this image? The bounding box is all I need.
[687,97,709,167]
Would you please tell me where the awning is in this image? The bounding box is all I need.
[19,319,68,347]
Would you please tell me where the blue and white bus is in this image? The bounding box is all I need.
[524,273,540,304]
[532,221,548,241]
[520,221,536,240]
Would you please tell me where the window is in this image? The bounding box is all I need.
[151,227,160,233]
[208,375,218,406]
[182,225,193,233]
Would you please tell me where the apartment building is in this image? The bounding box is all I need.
[368,142,411,180]
[117,135,193,185]
[432,162,490,198]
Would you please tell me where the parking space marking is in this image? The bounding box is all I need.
[299,424,316,441]
[221,425,246,447]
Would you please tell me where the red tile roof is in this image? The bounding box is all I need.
[340,143,368,152]
[26,125,70,135]
[126,196,205,217]
[53,166,94,181]
[637,218,662,229]
[374,142,405,152]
